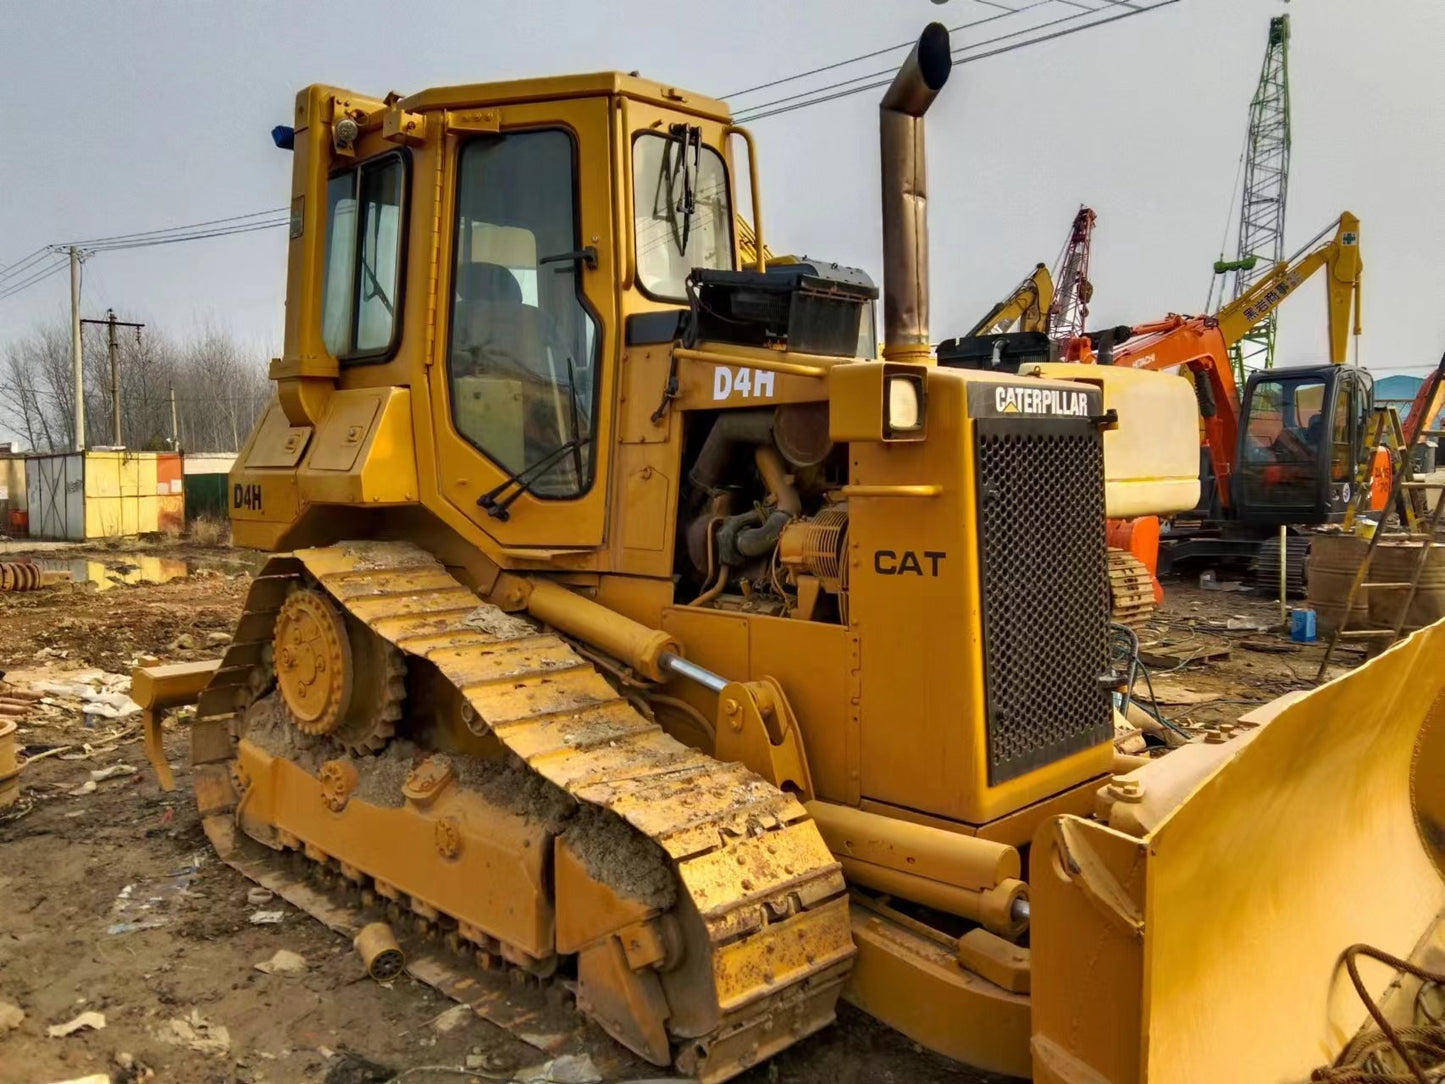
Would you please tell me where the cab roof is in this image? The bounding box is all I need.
[399,71,732,123]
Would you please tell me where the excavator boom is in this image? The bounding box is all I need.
[967,263,1054,336]
[1216,211,1362,361]
[1099,212,1364,515]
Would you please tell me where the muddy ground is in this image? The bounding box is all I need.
[0,537,1358,1084]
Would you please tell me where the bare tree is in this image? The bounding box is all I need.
[0,315,273,453]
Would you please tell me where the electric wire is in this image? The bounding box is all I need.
[1109,621,1192,740]
[56,206,289,249]
[0,256,70,302]
[0,218,288,304]
[733,0,1179,124]
[0,247,55,286]
[720,0,1059,99]
[1,0,1180,296]
[80,218,289,253]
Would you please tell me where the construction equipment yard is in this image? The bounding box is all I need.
[0,534,1384,1084]
[4,4,1445,1084]
[0,544,968,1084]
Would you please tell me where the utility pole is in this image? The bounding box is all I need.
[69,247,84,451]
[169,385,180,451]
[80,309,145,448]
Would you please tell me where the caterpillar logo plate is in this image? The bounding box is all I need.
[968,383,1101,420]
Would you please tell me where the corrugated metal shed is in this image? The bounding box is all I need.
[182,452,237,521]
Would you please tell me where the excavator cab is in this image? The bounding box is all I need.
[1233,363,1374,525]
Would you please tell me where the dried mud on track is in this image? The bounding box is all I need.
[0,541,1007,1084]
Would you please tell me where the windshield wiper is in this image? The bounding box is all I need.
[477,437,585,521]
[360,258,394,315]
[656,123,702,256]
[477,358,589,521]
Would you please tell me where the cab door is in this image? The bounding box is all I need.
[1326,367,1376,518]
[1234,364,1372,525]
[430,98,617,549]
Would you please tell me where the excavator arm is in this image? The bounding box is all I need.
[1087,212,1362,511]
[1216,212,1362,362]
[1403,350,1445,446]
[1109,318,1242,505]
[967,263,1054,336]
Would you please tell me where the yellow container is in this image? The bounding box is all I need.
[1027,363,1203,517]
[26,451,185,540]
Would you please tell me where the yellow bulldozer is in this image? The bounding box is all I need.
[135,23,1445,1083]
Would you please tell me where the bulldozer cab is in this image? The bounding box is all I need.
[1233,363,1374,525]
[251,79,748,554]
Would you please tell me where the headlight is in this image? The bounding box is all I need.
[886,374,925,434]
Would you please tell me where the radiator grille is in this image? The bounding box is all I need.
[975,418,1113,785]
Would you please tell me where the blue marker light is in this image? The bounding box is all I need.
[271,125,296,151]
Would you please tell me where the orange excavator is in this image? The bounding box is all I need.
[1062,213,1378,579]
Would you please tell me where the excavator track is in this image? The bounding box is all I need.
[1107,548,1156,628]
[191,541,854,1082]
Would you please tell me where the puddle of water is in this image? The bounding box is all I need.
[35,556,191,591]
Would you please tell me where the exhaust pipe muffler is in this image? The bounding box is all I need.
[880,22,952,363]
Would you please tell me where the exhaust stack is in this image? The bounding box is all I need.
[880,22,952,363]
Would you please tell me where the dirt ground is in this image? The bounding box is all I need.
[0,537,1359,1084]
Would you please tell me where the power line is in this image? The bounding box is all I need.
[0,218,288,305]
[0,1,1179,306]
[735,0,1141,119]
[734,0,1179,124]
[58,206,289,249]
[720,0,1058,99]
[0,256,69,302]
[0,247,56,286]
[83,218,288,253]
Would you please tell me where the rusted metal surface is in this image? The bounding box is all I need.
[879,23,952,361]
[0,718,21,810]
[0,561,42,591]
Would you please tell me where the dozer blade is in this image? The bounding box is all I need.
[1031,619,1445,1083]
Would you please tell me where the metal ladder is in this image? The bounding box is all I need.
[1316,420,1445,680]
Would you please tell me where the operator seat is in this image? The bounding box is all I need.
[452,261,548,383]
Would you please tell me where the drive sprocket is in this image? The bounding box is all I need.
[273,586,406,754]
[274,587,351,736]
[335,611,406,756]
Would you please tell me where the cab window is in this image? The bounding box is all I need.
[321,154,406,361]
[633,131,732,300]
[448,130,600,498]
[1243,377,1327,467]
[1329,381,1352,481]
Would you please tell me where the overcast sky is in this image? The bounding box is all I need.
[2,0,1443,446]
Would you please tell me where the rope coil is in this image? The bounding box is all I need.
[1309,944,1445,1084]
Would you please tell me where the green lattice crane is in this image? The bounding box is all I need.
[1212,15,1291,384]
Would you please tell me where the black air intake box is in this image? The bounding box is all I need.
[690,260,877,357]
[936,332,1057,372]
